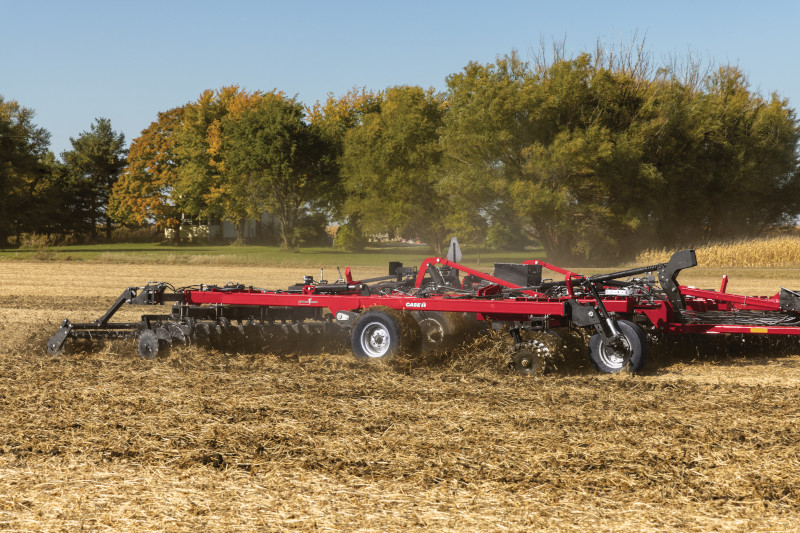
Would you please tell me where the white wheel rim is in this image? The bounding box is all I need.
[599,337,631,370]
[360,321,391,358]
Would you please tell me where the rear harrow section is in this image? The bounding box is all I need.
[132,318,344,359]
[47,241,800,375]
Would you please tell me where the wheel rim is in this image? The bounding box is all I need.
[419,318,445,346]
[359,321,392,358]
[598,336,631,370]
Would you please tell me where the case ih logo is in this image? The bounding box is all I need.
[405,302,427,308]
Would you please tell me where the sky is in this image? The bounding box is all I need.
[2,0,799,156]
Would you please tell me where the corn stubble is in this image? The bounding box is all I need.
[1,262,800,531]
[636,234,800,268]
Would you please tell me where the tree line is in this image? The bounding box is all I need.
[3,48,799,263]
[0,104,126,245]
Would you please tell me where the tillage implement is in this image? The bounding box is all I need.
[47,240,800,374]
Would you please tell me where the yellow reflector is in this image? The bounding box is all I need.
[750,327,769,334]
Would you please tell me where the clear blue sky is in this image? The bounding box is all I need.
[2,0,798,156]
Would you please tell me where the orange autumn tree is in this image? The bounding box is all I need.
[307,87,382,140]
[114,86,270,244]
[109,107,184,240]
[112,86,339,247]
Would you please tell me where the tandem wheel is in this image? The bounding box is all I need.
[588,320,648,373]
[351,308,421,360]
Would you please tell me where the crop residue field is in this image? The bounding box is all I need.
[1,261,800,531]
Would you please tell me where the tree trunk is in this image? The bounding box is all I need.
[0,200,9,247]
[90,194,98,240]
[278,206,299,250]
[169,221,181,244]
[423,225,448,256]
[234,218,246,245]
[279,217,294,249]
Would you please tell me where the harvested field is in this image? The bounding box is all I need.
[2,261,800,531]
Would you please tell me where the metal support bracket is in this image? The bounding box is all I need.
[565,289,623,346]
[47,319,73,355]
[779,288,800,312]
[657,249,697,311]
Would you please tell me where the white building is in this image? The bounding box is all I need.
[165,213,280,243]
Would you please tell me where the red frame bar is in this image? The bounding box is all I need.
[185,289,639,318]
[680,286,781,311]
[181,255,800,338]
[658,323,800,335]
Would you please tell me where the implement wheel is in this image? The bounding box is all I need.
[137,330,164,360]
[351,307,420,360]
[413,311,467,353]
[588,320,647,373]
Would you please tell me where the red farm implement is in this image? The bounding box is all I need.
[47,240,800,374]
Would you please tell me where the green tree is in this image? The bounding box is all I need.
[641,67,800,246]
[444,53,660,263]
[442,50,799,263]
[341,86,451,254]
[213,92,333,248]
[61,118,127,240]
[0,96,53,245]
[307,88,382,229]
[172,86,257,242]
[440,53,543,250]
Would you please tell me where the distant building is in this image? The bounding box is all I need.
[165,213,280,243]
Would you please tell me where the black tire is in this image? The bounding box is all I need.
[412,311,468,353]
[588,319,648,373]
[137,330,161,360]
[351,307,420,360]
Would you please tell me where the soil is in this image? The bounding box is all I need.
[1,261,799,531]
